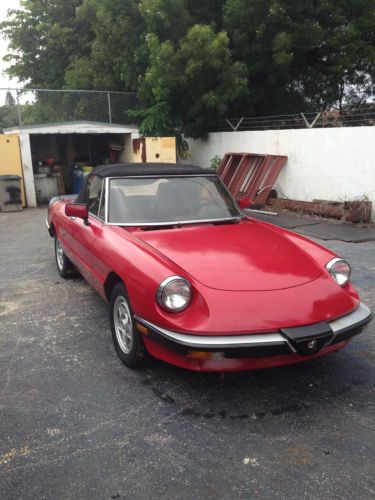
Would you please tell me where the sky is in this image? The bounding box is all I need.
[0,0,21,89]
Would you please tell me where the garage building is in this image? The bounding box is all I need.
[3,121,140,207]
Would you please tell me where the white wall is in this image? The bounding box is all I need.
[186,126,375,219]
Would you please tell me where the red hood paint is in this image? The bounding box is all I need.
[136,220,322,291]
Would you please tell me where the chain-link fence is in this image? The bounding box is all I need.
[0,88,138,130]
[214,108,375,132]
[1,87,374,132]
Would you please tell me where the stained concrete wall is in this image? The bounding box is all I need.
[186,126,375,219]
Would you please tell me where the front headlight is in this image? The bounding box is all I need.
[326,258,351,286]
[157,276,192,312]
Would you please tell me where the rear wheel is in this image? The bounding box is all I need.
[55,236,77,278]
[110,282,145,368]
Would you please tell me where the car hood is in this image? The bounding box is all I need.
[136,220,322,291]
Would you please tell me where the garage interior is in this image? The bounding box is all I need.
[30,132,134,203]
[2,122,178,207]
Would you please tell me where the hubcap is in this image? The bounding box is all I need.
[56,239,64,270]
[114,295,133,354]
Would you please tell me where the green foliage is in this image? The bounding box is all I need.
[129,102,176,136]
[0,92,18,130]
[5,91,15,107]
[1,0,374,136]
[139,25,248,138]
[140,0,191,43]
[209,155,223,171]
[65,0,147,91]
[186,0,226,29]
[1,0,90,88]
[224,0,375,112]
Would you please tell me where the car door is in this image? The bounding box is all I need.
[70,175,106,292]
[56,204,79,261]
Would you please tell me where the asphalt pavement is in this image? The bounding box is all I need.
[1,209,375,499]
[247,211,375,242]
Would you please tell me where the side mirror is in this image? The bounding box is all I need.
[65,203,89,222]
[237,196,253,209]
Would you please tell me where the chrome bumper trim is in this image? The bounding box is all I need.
[135,302,372,351]
[135,316,292,350]
[328,302,372,335]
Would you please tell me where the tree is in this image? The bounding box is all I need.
[139,0,191,44]
[1,0,93,89]
[224,0,375,113]
[186,0,226,30]
[65,0,147,91]
[0,91,19,130]
[138,25,248,138]
[1,0,374,136]
[5,91,16,107]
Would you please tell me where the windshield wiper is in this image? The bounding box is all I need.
[140,217,243,230]
[212,217,242,225]
[141,224,180,231]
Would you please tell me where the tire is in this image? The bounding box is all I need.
[110,282,145,368]
[54,236,77,279]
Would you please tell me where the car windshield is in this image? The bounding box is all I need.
[108,175,242,225]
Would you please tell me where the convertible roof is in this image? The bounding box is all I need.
[75,162,209,203]
[92,162,207,177]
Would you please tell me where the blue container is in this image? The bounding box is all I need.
[72,167,84,194]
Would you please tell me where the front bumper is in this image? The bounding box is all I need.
[135,302,372,360]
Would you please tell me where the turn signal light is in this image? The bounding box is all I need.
[186,351,224,360]
[136,323,149,335]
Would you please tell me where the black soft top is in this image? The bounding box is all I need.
[75,162,209,203]
[93,162,206,177]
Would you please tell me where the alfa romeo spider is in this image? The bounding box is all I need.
[46,163,372,372]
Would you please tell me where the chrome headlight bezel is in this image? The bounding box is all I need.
[156,276,192,312]
[326,257,351,286]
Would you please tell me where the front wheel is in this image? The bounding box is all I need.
[55,236,77,278]
[110,283,145,368]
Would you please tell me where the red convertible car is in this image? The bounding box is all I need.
[47,163,372,372]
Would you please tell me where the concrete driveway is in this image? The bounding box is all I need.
[1,209,375,499]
